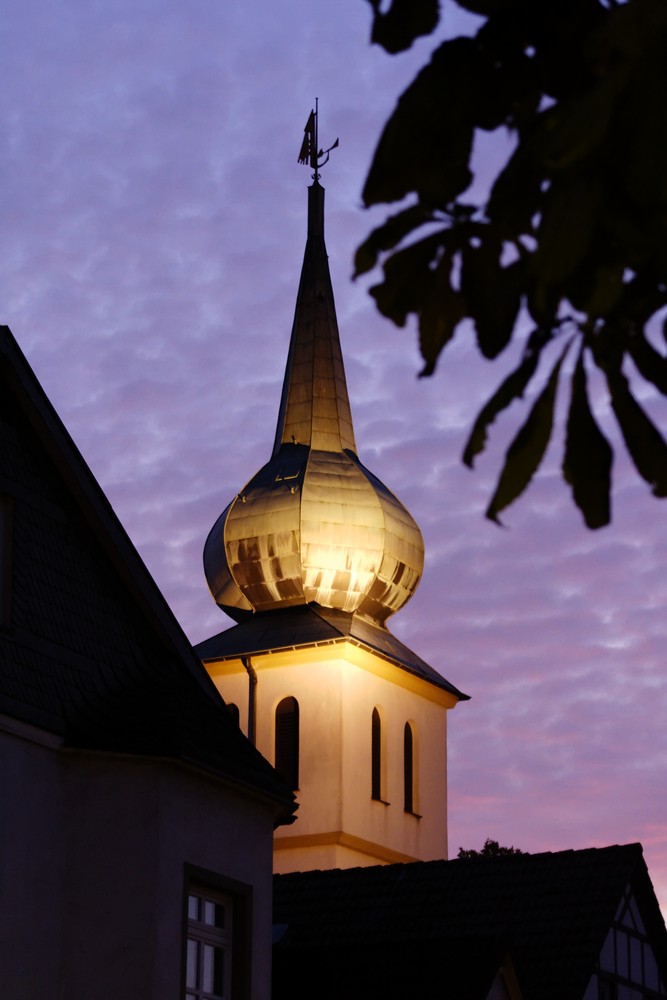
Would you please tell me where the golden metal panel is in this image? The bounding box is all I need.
[271,183,357,456]
[204,181,424,625]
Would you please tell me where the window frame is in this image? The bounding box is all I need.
[185,887,233,1000]
[182,866,253,1000]
[594,883,667,999]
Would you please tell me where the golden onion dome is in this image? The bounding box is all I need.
[204,177,424,627]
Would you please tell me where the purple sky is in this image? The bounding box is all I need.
[4,1,666,910]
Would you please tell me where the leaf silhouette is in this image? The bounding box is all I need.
[367,0,440,54]
[486,342,570,523]
[606,364,667,497]
[562,349,613,528]
[462,327,550,467]
[353,204,434,278]
[461,244,524,359]
[358,0,667,525]
[626,333,667,396]
[369,234,442,326]
[418,256,466,375]
[362,39,477,208]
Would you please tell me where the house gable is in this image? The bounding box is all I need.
[273,844,667,1000]
[0,324,296,803]
[0,325,294,1000]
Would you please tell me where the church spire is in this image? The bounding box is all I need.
[272,107,352,455]
[204,110,424,626]
[272,180,356,456]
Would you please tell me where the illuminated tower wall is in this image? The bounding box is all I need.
[197,123,467,872]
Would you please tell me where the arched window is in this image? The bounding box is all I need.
[275,697,299,790]
[226,702,240,726]
[404,721,414,813]
[371,708,382,801]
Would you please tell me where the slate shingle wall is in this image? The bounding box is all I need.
[0,331,296,811]
[0,384,167,733]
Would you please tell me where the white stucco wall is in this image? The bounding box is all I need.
[206,641,457,874]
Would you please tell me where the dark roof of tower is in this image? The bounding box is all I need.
[0,325,295,821]
[273,843,667,1000]
[196,603,468,701]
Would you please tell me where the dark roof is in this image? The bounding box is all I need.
[273,844,667,1000]
[0,325,295,820]
[196,604,468,701]
[272,930,513,1000]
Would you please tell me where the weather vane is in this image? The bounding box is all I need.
[298,98,339,179]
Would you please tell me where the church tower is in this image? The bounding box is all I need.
[196,109,467,874]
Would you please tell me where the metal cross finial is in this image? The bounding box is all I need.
[298,99,339,179]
